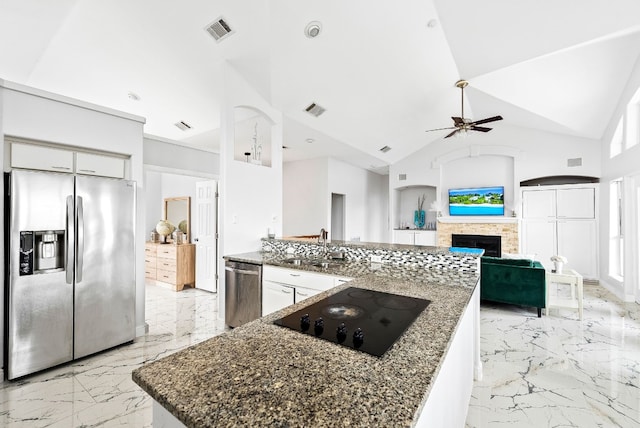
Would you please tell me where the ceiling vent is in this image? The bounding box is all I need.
[379,145,392,153]
[305,102,326,117]
[567,157,582,167]
[174,121,193,131]
[205,17,235,42]
[398,174,407,181]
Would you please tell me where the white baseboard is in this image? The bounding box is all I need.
[136,323,149,337]
[598,278,636,302]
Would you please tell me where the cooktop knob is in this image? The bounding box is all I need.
[300,314,310,331]
[353,328,364,347]
[314,317,324,335]
[336,323,347,343]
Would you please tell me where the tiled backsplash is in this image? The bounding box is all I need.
[261,238,480,273]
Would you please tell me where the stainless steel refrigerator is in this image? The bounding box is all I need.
[5,169,136,380]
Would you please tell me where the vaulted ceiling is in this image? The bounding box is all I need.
[2,1,640,174]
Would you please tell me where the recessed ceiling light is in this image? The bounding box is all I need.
[127,92,140,101]
[306,138,314,144]
[379,145,392,153]
[427,19,438,28]
[305,21,322,38]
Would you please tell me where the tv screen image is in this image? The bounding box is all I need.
[448,186,505,216]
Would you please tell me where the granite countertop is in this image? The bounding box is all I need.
[224,251,478,287]
[132,255,479,427]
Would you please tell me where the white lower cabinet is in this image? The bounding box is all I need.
[262,281,295,316]
[294,286,322,303]
[522,219,597,279]
[393,230,436,246]
[262,265,353,316]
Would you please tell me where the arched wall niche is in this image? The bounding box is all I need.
[233,105,275,167]
[435,145,521,216]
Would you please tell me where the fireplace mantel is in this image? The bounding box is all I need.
[437,217,520,254]
[438,216,520,224]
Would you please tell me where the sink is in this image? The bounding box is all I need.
[282,257,344,269]
[308,258,343,269]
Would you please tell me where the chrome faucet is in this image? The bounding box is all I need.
[319,228,328,253]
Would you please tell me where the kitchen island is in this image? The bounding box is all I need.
[132,249,481,427]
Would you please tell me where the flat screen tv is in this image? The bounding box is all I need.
[448,186,504,216]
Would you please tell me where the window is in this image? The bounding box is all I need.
[610,118,623,158]
[609,179,624,279]
[626,88,640,149]
[611,87,640,158]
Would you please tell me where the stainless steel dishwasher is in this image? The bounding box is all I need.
[225,260,262,328]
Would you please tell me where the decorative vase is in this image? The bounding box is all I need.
[414,210,426,229]
[553,261,564,274]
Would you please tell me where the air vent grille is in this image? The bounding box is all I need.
[398,174,407,181]
[305,102,326,117]
[379,146,391,153]
[175,121,193,131]
[206,17,235,42]
[567,157,582,167]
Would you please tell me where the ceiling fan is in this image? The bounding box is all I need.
[426,79,503,138]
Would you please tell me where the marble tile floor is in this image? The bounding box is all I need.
[2,281,638,427]
[466,282,640,427]
[0,282,227,427]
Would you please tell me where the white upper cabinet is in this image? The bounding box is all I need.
[522,189,556,219]
[76,152,125,179]
[556,188,595,219]
[11,143,73,173]
[10,142,125,179]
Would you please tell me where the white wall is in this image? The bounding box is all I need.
[143,136,220,176]
[442,155,514,215]
[390,124,602,232]
[0,80,146,372]
[599,54,640,300]
[283,157,389,243]
[144,170,202,237]
[283,158,328,236]
[218,63,283,321]
[328,158,388,242]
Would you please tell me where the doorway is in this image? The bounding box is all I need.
[634,174,640,303]
[331,193,345,241]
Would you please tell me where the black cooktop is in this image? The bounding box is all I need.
[274,287,431,357]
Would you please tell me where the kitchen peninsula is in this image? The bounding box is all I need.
[133,239,482,427]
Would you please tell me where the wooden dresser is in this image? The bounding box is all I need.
[145,242,196,291]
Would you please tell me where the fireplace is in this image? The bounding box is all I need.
[452,234,501,257]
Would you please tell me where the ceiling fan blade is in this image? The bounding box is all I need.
[444,129,459,138]
[470,126,492,132]
[471,115,503,126]
[426,126,456,132]
[452,117,464,125]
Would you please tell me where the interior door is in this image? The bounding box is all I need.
[557,219,597,279]
[194,180,218,292]
[522,219,556,270]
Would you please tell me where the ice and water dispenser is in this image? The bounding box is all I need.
[19,230,65,275]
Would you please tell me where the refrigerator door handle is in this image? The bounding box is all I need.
[66,195,74,284]
[77,196,84,283]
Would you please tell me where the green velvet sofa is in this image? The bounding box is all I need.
[480,256,546,317]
